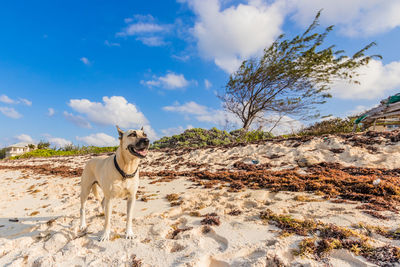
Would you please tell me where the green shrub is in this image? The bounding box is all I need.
[37,141,50,149]
[0,148,6,159]
[298,116,362,136]
[151,127,273,149]
[11,146,117,159]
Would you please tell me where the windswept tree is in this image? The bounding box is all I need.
[221,11,380,132]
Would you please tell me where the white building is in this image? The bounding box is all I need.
[5,143,35,158]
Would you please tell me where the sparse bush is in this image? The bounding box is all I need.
[37,140,50,149]
[28,144,35,150]
[298,116,362,136]
[11,146,118,159]
[61,143,79,151]
[151,127,273,149]
[0,148,6,159]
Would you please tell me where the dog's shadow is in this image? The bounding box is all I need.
[0,215,104,246]
[0,216,57,240]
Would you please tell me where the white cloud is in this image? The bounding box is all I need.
[48,137,72,148]
[204,79,212,89]
[80,57,90,65]
[136,36,166,47]
[348,105,369,116]
[15,134,34,143]
[117,14,170,47]
[63,111,92,129]
[171,54,190,62]
[141,72,190,89]
[163,101,241,127]
[184,0,285,73]
[19,98,32,106]
[124,18,133,24]
[289,0,400,36]
[76,133,119,147]
[0,107,22,119]
[118,22,166,36]
[0,95,32,106]
[347,104,379,116]
[48,108,55,116]
[163,101,209,115]
[330,59,400,100]
[161,125,194,137]
[68,96,157,139]
[104,40,120,47]
[0,94,15,104]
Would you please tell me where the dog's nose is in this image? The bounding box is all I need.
[141,138,149,145]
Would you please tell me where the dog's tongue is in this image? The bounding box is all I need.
[137,149,147,156]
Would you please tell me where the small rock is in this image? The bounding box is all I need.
[297,156,319,167]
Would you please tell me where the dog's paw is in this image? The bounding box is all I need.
[99,231,110,241]
[125,229,135,239]
[79,224,87,232]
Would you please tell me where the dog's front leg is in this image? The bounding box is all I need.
[125,197,135,239]
[99,197,112,241]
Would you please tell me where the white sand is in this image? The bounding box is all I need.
[0,134,399,266]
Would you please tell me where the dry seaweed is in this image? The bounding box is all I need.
[227,209,242,216]
[0,164,83,178]
[142,162,400,211]
[200,213,221,226]
[262,209,400,265]
[168,227,193,239]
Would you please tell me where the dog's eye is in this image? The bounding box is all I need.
[128,132,137,137]
[143,133,147,137]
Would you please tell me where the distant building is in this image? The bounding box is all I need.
[5,143,35,158]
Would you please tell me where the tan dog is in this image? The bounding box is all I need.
[79,126,150,241]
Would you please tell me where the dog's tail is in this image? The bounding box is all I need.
[91,182,102,201]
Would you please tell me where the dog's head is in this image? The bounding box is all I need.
[117,126,150,159]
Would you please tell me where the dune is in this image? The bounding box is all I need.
[0,132,400,266]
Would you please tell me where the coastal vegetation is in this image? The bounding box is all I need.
[0,114,370,159]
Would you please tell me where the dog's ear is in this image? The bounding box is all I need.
[141,126,144,131]
[116,125,124,140]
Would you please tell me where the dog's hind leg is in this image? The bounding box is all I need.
[101,197,105,212]
[91,182,102,201]
[79,170,93,231]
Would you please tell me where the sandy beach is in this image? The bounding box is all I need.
[1,132,400,266]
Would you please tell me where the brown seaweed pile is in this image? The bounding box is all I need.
[0,164,83,178]
[142,161,400,213]
[260,209,400,266]
[200,213,221,226]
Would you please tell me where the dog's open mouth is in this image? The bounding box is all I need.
[128,145,148,158]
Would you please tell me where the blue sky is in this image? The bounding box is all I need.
[1,0,400,148]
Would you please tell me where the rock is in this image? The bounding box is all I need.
[297,156,319,167]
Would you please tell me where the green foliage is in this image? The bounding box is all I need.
[233,129,273,142]
[298,116,362,136]
[37,140,50,149]
[11,146,117,159]
[151,127,273,149]
[222,11,380,131]
[28,144,36,150]
[61,143,79,151]
[0,148,6,159]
